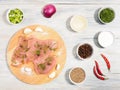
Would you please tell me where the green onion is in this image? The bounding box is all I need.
[8,8,23,24]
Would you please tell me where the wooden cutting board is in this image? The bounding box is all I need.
[7,24,66,84]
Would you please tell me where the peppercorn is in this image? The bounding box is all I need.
[78,44,93,59]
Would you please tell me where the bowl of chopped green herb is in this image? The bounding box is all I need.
[6,8,24,25]
[98,7,115,24]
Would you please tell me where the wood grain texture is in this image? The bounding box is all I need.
[7,25,66,84]
[0,0,120,90]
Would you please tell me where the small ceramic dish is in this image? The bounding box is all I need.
[69,67,86,85]
[98,7,115,24]
[70,15,87,32]
[98,31,114,48]
[6,8,24,25]
[76,43,93,60]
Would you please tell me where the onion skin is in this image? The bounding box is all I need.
[42,4,56,18]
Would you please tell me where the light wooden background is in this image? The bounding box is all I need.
[0,0,120,90]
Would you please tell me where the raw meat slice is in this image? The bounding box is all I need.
[11,36,58,74]
[34,56,56,74]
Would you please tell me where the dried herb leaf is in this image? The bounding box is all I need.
[36,50,40,56]
[25,48,30,52]
[38,64,46,70]
[45,57,53,65]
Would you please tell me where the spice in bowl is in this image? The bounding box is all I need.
[98,31,114,48]
[7,8,24,25]
[76,43,93,60]
[70,15,87,32]
[98,7,115,24]
[69,67,86,84]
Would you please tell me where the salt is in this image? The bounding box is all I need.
[98,31,114,48]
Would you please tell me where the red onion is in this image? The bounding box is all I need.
[42,4,56,18]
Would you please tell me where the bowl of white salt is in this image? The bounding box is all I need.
[98,31,114,48]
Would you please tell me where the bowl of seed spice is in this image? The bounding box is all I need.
[76,43,93,60]
[69,67,86,85]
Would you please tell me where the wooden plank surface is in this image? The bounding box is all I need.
[0,0,120,90]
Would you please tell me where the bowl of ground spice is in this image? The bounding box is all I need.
[76,43,93,60]
[69,67,86,85]
[98,7,115,24]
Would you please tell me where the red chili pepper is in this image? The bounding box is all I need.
[93,66,108,80]
[95,60,104,76]
[101,54,111,71]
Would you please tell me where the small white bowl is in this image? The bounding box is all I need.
[69,67,86,85]
[6,8,24,25]
[70,15,87,32]
[98,31,114,48]
[76,43,93,60]
[98,7,115,24]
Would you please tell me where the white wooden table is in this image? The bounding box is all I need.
[0,0,120,90]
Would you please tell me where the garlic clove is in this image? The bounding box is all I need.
[35,27,43,32]
[24,67,32,72]
[21,66,32,75]
[24,28,32,34]
[56,64,60,70]
[21,67,25,73]
[48,72,56,78]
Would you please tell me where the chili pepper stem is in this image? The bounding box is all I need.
[108,69,111,72]
[104,76,109,80]
[104,78,109,80]
[102,74,105,76]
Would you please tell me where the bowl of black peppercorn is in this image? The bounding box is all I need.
[76,43,93,60]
